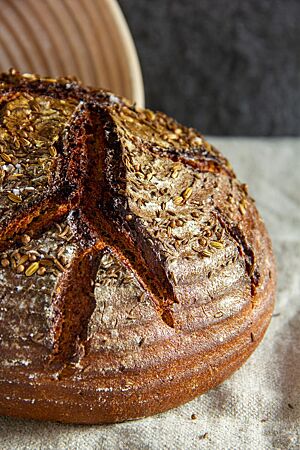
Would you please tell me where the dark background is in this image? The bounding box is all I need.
[119,0,300,136]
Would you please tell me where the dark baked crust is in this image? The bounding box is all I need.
[0,70,276,424]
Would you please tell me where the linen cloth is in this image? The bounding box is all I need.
[0,138,299,450]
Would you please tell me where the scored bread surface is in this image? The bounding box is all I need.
[0,70,275,424]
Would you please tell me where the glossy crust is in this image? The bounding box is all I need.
[0,70,276,424]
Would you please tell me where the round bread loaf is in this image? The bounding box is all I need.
[0,70,275,424]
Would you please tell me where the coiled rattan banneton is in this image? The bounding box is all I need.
[0,71,275,424]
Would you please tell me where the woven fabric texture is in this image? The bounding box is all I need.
[0,138,299,450]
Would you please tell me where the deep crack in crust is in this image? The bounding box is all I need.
[0,71,276,424]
